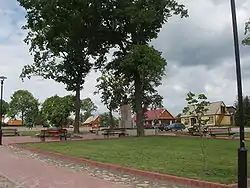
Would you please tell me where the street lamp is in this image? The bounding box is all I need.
[229,0,247,187]
[0,76,7,146]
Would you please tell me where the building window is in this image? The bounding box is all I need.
[184,118,189,125]
[208,116,214,124]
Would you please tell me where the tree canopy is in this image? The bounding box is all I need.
[243,19,250,45]
[40,95,75,127]
[18,0,111,133]
[0,100,9,116]
[107,45,167,136]
[183,92,210,129]
[235,95,250,127]
[81,98,97,122]
[8,90,39,125]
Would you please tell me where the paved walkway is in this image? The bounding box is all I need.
[0,136,129,188]
[0,146,127,188]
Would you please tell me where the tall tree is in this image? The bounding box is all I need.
[243,19,250,45]
[95,69,129,128]
[108,45,167,136]
[102,1,188,136]
[18,0,110,133]
[40,95,75,127]
[8,90,39,125]
[81,98,97,122]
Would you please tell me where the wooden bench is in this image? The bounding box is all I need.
[39,128,68,141]
[208,127,236,138]
[2,128,20,136]
[102,129,128,139]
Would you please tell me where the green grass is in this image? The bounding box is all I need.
[24,136,249,184]
[20,130,40,136]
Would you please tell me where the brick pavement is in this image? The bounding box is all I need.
[0,136,129,188]
[0,145,128,188]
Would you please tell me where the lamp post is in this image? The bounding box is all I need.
[229,0,247,187]
[0,76,7,146]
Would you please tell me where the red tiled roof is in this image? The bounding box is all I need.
[132,109,173,121]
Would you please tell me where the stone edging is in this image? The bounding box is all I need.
[10,143,237,188]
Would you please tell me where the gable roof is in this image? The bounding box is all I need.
[181,101,226,117]
[132,109,174,121]
[83,116,99,124]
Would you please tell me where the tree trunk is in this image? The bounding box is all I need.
[135,72,144,137]
[74,84,81,133]
[21,111,24,126]
[109,109,115,130]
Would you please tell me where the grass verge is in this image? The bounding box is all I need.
[24,136,249,184]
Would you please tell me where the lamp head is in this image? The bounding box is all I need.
[0,76,7,81]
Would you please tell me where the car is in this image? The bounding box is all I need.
[144,124,153,129]
[157,124,169,131]
[165,123,186,131]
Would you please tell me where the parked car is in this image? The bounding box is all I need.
[157,124,169,131]
[144,124,153,129]
[165,123,186,131]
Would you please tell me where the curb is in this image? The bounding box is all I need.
[11,143,238,188]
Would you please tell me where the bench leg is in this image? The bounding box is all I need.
[40,136,45,142]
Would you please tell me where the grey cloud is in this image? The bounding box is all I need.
[152,0,249,69]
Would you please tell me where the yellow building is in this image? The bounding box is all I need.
[180,101,232,127]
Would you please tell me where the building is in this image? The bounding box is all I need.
[132,109,175,125]
[180,101,232,127]
[82,116,100,127]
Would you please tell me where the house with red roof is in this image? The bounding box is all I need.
[132,109,175,125]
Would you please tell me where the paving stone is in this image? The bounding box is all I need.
[0,174,25,188]
[9,146,196,188]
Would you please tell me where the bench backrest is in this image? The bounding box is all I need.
[2,129,17,132]
[41,129,67,134]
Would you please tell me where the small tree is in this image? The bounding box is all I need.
[183,92,210,134]
[183,92,210,174]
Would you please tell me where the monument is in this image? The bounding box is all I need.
[120,95,133,129]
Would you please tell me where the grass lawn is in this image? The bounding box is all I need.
[20,130,40,136]
[24,136,249,184]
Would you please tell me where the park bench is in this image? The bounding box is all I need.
[208,127,236,138]
[2,128,20,136]
[39,128,68,141]
[102,128,129,139]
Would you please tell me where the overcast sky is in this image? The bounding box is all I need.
[0,0,250,116]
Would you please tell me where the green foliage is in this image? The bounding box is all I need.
[96,69,130,112]
[99,112,119,127]
[18,0,110,133]
[243,19,250,45]
[81,98,97,121]
[183,92,210,129]
[235,95,250,126]
[0,100,9,115]
[40,95,75,127]
[101,0,188,49]
[8,90,39,125]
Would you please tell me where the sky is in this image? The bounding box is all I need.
[0,0,250,116]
